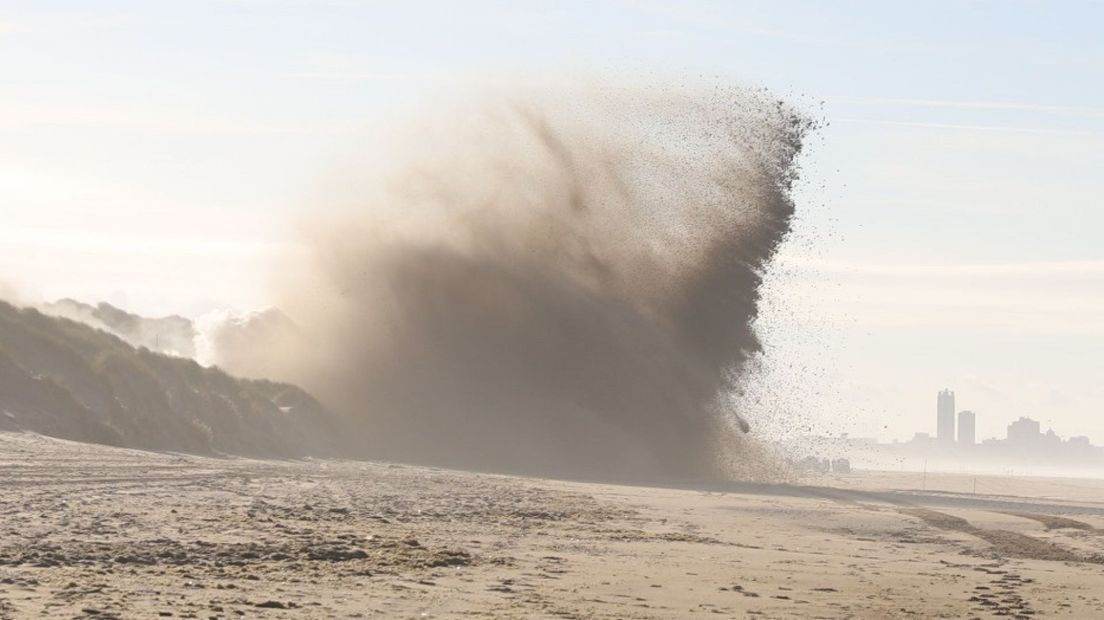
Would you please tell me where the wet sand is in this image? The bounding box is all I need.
[1,432,1102,619]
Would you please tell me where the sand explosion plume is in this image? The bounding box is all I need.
[213,83,812,481]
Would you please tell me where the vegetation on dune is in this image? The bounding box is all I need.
[0,301,349,458]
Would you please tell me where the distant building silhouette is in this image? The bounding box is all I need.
[937,389,955,443]
[958,410,976,446]
[1069,436,1092,449]
[893,400,1103,468]
[1007,417,1041,447]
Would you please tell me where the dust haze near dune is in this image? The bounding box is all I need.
[41,298,197,358]
[0,279,32,306]
[213,83,813,481]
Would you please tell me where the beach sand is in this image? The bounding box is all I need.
[1,432,1102,619]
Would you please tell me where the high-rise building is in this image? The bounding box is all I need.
[957,410,976,446]
[937,389,955,443]
[1007,417,1041,446]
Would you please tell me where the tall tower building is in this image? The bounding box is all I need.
[957,410,976,446]
[937,389,955,443]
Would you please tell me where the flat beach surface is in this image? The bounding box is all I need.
[1,432,1102,619]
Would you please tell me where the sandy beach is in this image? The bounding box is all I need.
[1,432,1102,619]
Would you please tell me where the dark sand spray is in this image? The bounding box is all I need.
[215,83,813,481]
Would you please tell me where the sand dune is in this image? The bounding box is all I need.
[0,301,349,458]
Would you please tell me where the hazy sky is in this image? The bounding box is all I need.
[2,1,1102,444]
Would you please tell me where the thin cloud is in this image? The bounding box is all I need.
[0,100,343,136]
[272,70,452,82]
[0,12,129,35]
[0,227,290,259]
[828,95,1104,119]
[834,117,1103,138]
[635,1,920,51]
[776,256,1104,278]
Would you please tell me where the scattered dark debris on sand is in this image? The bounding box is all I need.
[966,567,1039,619]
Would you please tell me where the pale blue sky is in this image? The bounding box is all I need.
[2,1,1102,445]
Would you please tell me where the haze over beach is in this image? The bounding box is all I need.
[1,2,1103,618]
[3,2,1102,447]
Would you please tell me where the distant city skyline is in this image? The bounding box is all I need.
[796,388,1103,476]
[912,388,1097,449]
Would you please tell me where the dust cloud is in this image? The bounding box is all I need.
[213,82,813,481]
